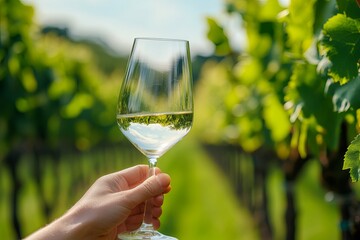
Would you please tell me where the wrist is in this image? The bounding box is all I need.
[54,208,89,239]
[24,210,87,240]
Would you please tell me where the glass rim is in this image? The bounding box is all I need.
[134,37,189,43]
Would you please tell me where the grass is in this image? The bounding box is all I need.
[295,161,340,240]
[160,135,259,239]
[267,160,340,240]
[0,165,12,238]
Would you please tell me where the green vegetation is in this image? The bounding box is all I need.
[1,136,343,239]
[344,135,360,181]
[117,112,193,130]
[196,0,360,238]
[1,0,360,239]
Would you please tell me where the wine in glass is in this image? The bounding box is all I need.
[116,38,193,239]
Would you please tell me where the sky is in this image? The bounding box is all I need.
[22,0,244,56]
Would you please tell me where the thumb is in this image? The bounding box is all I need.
[124,173,171,208]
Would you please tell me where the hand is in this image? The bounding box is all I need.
[25,165,171,240]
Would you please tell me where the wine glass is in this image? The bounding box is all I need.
[116,37,193,240]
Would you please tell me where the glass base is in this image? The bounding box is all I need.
[118,223,178,240]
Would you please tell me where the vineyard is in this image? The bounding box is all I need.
[1,0,127,238]
[1,0,360,239]
[196,0,360,239]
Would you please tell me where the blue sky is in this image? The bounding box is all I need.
[23,0,239,56]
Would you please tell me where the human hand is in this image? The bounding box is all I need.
[25,165,171,240]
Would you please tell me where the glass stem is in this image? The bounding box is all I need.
[142,157,157,230]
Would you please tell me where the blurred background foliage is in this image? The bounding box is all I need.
[1,0,360,240]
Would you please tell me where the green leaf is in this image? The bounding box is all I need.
[287,63,343,150]
[343,134,360,182]
[206,17,231,56]
[263,93,291,142]
[336,0,360,19]
[325,76,360,113]
[322,14,360,83]
[286,0,316,56]
[323,14,359,43]
[61,93,94,118]
[259,0,284,21]
[313,0,338,36]
[21,67,37,92]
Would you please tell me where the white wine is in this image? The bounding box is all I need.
[117,111,193,158]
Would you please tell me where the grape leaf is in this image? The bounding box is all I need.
[286,63,343,150]
[313,0,338,36]
[321,14,360,84]
[325,76,360,113]
[336,0,360,19]
[343,134,360,182]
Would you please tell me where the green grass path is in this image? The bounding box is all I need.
[159,136,259,240]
